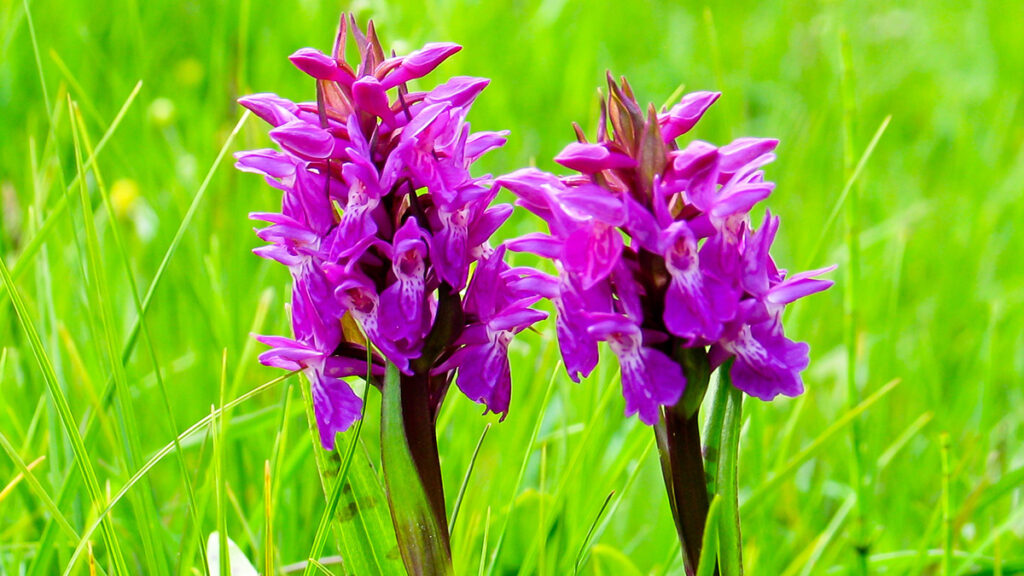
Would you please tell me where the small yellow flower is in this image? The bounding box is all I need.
[110,179,139,219]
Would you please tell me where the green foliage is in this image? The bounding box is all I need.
[1,0,1023,574]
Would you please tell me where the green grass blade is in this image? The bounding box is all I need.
[484,363,560,576]
[60,370,294,571]
[793,494,856,576]
[5,81,142,288]
[61,108,251,478]
[970,464,1024,517]
[478,507,491,576]
[743,378,901,512]
[701,373,727,498]
[24,106,246,575]
[264,460,273,576]
[877,411,933,471]
[803,114,891,270]
[69,96,167,576]
[306,558,336,576]
[941,433,953,576]
[300,387,367,576]
[50,49,106,127]
[0,256,129,575]
[715,367,743,576]
[3,83,141,572]
[449,423,490,536]
[582,435,657,564]
[217,352,231,576]
[124,110,252,363]
[696,495,722,576]
[839,30,870,576]
[953,504,1024,575]
[71,101,210,576]
[572,490,614,575]
[298,343,400,576]
[514,369,624,574]
[0,432,78,540]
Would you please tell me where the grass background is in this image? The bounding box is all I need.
[1,0,1023,574]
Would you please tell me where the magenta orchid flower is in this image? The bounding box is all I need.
[497,73,834,574]
[498,74,834,423]
[238,15,545,451]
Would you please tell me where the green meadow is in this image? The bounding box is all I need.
[1,0,1022,573]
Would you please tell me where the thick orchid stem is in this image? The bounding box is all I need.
[381,363,453,575]
[655,347,714,575]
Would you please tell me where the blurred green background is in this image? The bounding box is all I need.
[1,0,1022,574]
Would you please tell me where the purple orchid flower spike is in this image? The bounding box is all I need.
[498,73,834,573]
[240,12,544,440]
[237,14,547,573]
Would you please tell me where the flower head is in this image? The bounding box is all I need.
[499,74,833,422]
[239,15,545,449]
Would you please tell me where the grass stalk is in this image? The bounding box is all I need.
[715,367,743,576]
[839,30,871,575]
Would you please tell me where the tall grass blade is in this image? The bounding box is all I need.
[217,351,231,576]
[69,97,167,576]
[61,371,294,571]
[696,495,722,576]
[715,367,743,576]
[702,373,727,497]
[794,494,856,576]
[0,432,77,540]
[572,490,615,574]
[743,378,901,511]
[803,114,891,270]
[941,433,953,576]
[4,81,142,289]
[449,423,490,536]
[300,349,400,575]
[71,101,210,575]
[264,460,273,576]
[838,30,871,576]
[515,369,623,574]
[0,257,129,575]
[484,363,560,576]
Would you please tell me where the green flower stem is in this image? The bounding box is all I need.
[701,375,729,498]
[381,362,453,575]
[655,347,713,575]
[716,365,744,576]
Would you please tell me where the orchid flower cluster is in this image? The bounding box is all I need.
[237,16,546,450]
[237,14,835,573]
[499,76,835,425]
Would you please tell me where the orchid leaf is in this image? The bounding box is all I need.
[381,362,453,575]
